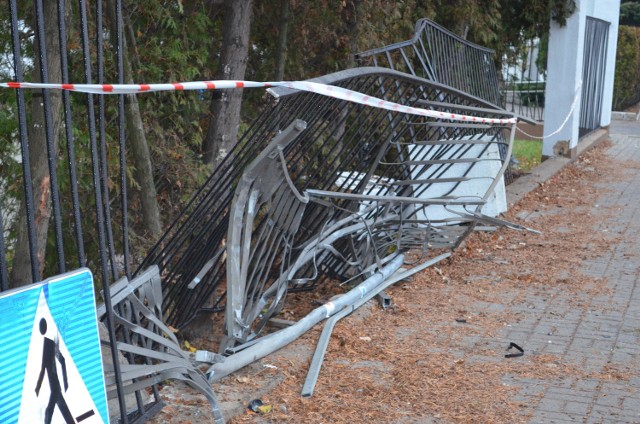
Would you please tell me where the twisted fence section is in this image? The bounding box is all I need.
[357,19,503,107]
[140,68,517,350]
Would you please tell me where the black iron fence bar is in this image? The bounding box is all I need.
[34,0,66,275]
[9,0,39,282]
[57,0,86,269]
[96,0,118,282]
[106,2,162,420]
[116,0,131,279]
[112,1,161,417]
[76,0,128,421]
[0,212,7,291]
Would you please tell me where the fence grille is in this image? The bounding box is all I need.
[502,38,546,122]
[580,17,610,137]
[356,19,503,107]
[0,1,161,422]
[140,68,515,337]
[356,19,516,182]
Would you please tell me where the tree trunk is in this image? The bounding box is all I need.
[122,27,162,239]
[108,1,162,239]
[344,0,361,69]
[203,0,254,168]
[10,0,66,287]
[275,0,290,81]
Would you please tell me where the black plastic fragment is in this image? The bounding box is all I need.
[505,342,524,358]
[247,399,264,412]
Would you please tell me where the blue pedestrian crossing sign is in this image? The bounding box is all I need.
[0,268,108,423]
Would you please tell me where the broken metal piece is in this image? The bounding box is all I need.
[300,253,451,398]
[505,342,525,358]
[97,266,224,424]
[376,291,392,309]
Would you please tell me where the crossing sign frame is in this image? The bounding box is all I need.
[0,268,108,423]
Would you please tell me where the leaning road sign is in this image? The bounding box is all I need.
[0,268,108,423]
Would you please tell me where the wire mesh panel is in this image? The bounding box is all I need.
[140,67,516,349]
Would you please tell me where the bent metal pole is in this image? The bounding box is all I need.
[206,254,406,382]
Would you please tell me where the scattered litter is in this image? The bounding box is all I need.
[455,318,467,323]
[247,399,272,414]
[505,342,524,358]
[263,363,278,369]
[359,336,372,342]
[182,340,197,353]
[257,404,272,414]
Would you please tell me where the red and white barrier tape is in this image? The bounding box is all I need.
[0,79,518,125]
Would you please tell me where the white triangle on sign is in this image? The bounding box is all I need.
[18,289,104,424]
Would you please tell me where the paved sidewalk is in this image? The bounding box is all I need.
[508,119,640,423]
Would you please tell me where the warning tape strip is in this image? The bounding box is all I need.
[0,79,518,125]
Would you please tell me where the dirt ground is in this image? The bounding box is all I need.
[148,139,629,423]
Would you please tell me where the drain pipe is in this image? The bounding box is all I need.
[207,253,405,382]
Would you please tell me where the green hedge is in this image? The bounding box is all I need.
[614,25,640,111]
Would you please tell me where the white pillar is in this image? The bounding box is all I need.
[542,3,586,158]
[542,0,620,157]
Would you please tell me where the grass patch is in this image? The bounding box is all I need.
[512,139,542,173]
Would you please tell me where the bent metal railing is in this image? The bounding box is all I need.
[140,67,520,353]
[356,18,503,108]
[355,18,515,183]
[0,5,523,421]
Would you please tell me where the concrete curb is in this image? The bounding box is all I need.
[611,110,640,121]
[506,128,609,207]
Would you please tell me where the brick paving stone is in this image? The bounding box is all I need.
[516,122,640,423]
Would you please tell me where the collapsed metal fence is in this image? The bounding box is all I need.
[140,67,518,350]
[1,5,521,422]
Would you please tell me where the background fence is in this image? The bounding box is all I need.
[0,1,163,422]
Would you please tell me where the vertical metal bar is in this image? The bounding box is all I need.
[76,0,128,421]
[115,0,131,279]
[114,0,160,416]
[595,23,609,130]
[34,0,66,275]
[96,0,118,281]
[9,0,39,282]
[0,211,8,291]
[57,0,86,268]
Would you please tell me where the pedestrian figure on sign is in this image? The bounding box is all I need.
[35,317,75,424]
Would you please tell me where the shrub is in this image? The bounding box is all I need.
[613,25,640,111]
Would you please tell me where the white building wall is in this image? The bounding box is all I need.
[542,0,620,157]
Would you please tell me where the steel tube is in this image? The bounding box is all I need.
[301,252,451,397]
[207,254,405,381]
